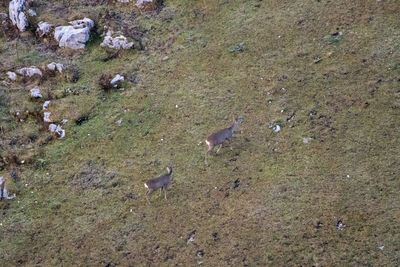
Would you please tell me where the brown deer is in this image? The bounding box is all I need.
[205,116,243,164]
[144,162,174,204]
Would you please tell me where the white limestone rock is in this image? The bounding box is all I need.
[9,0,28,32]
[28,9,36,16]
[100,30,134,50]
[135,0,153,8]
[43,112,51,122]
[49,124,65,139]
[30,88,42,98]
[43,100,50,110]
[17,66,43,77]
[118,0,133,2]
[47,62,64,73]
[54,18,94,49]
[110,74,124,87]
[0,176,16,200]
[37,21,53,37]
[6,71,17,81]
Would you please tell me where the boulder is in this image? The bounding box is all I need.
[30,88,42,98]
[47,62,64,73]
[17,66,42,77]
[9,0,28,32]
[100,30,134,50]
[37,21,53,37]
[54,18,94,49]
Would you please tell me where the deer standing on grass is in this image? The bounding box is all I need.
[205,116,243,165]
[144,162,173,204]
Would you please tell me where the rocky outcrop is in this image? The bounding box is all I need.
[100,30,134,50]
[54,18,94,49]
[37,21,53,37]
[17,66,43,77]
[47,62,64,73]
[9,0,28,32]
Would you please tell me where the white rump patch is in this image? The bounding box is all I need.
[144,183,148,189]
[205,140,210,146]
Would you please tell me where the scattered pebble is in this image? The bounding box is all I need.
[61,119,68,124]
[317,221,323,228]
[346,174,350,178]
[337,220,345,230]
[273,125,281,133]
[378,246,384,250]
[28,9,37,16]
[187,230,196,244]
[162,56,169,61]
[20,160,25,164]
[303,137,312,144]
[175,104,179,108]
[116,118,123,126]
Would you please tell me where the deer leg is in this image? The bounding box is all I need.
[159,188,162,197]
[146,188,153,204]
[228,138,233,150]
[216,144,223,154]
[205,146,214,165]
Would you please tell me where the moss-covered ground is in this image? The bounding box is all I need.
[1,0,400,265]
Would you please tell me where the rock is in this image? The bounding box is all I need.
[9,0,28,32]
[6,71,17,81]
[30,88,42,98]
[118,0,133,2]
[0,176,16,200]
[49,124,65,139]
[43,100,50,110]
[28,9,36,16]
[37,21,53,37]
[17,66,43,77]
[302,137,312,144]
[110,74,124,87]
[100,30,134,50]
[54,18,94,49]
[43,112,51,122]
[135,0,154,8]
[47,62,64,73]
[273,125,281,133]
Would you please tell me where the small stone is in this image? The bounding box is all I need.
[336,220,345,230]
[61,119,68,124]
[116,118,123,126]
[378,246,384,250]
[30,88,42,98]
[302,137,312,144]
[27,9,36,16]
[110,74,124,87]
[6,71,17,81]
[43,100,50,110]
[162,56,169,61]
[43,112,51,122]
[273,125,281,133]
[47,62,64,73]
[135,0,153,8]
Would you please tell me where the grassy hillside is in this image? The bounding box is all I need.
[1,0,400,265]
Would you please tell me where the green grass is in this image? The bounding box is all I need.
[1,0,400,265]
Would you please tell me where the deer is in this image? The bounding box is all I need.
[144,162,174,204]
[205,116,243,165]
